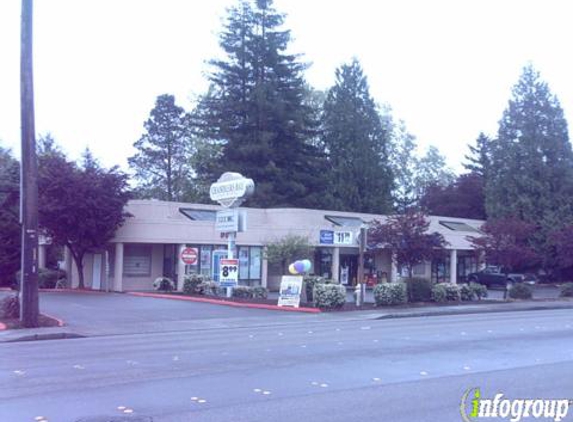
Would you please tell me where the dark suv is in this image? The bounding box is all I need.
[467,266,537,288]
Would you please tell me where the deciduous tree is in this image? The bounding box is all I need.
[469,217,539,273]
[369,211,448,278]
[39,150,131,288]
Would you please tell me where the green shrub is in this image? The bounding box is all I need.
[469,282,488,300]
[303,276,325,303]
[231,285,269,299]
[153,277,175,292]
[509,283,533,299]
[459,284,476,301]
[198,281,225,297]
[232,286,252,298]
[251,286,268,299]
[559,282,573,297]
[39,269,67,289]
[313,283,346,309]
[373,283,407,306]
[13,268,67,290]
[183,274,209,295]
[431,284,447,303]
[444,283,461,301]
[405,278,433,302]
[0,295,19,319]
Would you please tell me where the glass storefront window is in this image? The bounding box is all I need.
[249,247,262,280]
[239,247,250,280]
[315,248,332,278]
[200,246,212,277]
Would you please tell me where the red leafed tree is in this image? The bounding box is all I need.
[469,217,539,272]
[368,211,448,278]
[548,225,573,280]
[38,150,131,289]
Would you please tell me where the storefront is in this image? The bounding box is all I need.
[61,200,485,292]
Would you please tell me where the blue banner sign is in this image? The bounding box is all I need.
[320,230,334,244]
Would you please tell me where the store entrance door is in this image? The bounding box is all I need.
[339,255,358,286]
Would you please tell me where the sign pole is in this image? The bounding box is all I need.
[226,231,236,298]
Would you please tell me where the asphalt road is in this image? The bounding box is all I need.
[2,308,573,422]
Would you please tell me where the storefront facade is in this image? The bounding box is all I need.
[61,200,485,292]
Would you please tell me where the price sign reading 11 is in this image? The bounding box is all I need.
[334,231,353,245]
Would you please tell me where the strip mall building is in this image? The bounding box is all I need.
[54,200,484,292]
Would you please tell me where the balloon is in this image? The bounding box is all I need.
[294,261,305,273]
[288,263,298,274]
[302,259,312,272]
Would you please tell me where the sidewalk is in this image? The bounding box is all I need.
[2,296,572,343]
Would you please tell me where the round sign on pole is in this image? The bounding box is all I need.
[209,172,255,208]
[180,247,198,265]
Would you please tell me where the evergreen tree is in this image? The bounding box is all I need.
[486,64,573,230]
[129,94,197,202]
[414,145,455,199]
[388,119,419,212]
[464,132,492,179]
[0,146,20,287]
[322,59,393,213]
[194,0,331,208]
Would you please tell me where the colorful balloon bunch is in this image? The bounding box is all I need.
[288,259,312,275]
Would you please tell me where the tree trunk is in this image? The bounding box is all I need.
[69,246,85,289]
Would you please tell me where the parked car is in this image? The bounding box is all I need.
[467,266,537,288]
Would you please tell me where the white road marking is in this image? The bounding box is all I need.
[420,371,428,376]
[372,377,381,382]
[463,366,471,371]
[311,381,319,386]
[123,409,133,414]
[320,383,329,388]
[73,365,85,370]
[262,391,271,395]
[198,399,207,404]
[253,389,262,393]
[117,406,126,410]
[13,370,25,376]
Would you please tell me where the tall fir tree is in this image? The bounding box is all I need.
[0,146,21,286]
[486,64,573,230]
[194,0,331,208]
[321,59,393,213]
[129,94,197,202]
[414,145,455,200]
[388,119,419,212]
[464,132,492,179]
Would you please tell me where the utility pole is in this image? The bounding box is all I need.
[20,0,39,327]
[355,226,366,307]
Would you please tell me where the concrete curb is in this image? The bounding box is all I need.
[43,312,65,327]
[39,288,108,294]
[374,302,573,320]
[126,291,321,313]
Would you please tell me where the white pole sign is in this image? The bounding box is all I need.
[210,172,255,208]
[219,258,239,287]
[209,172,255,297]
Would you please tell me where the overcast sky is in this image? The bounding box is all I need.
[1,0,572,174]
